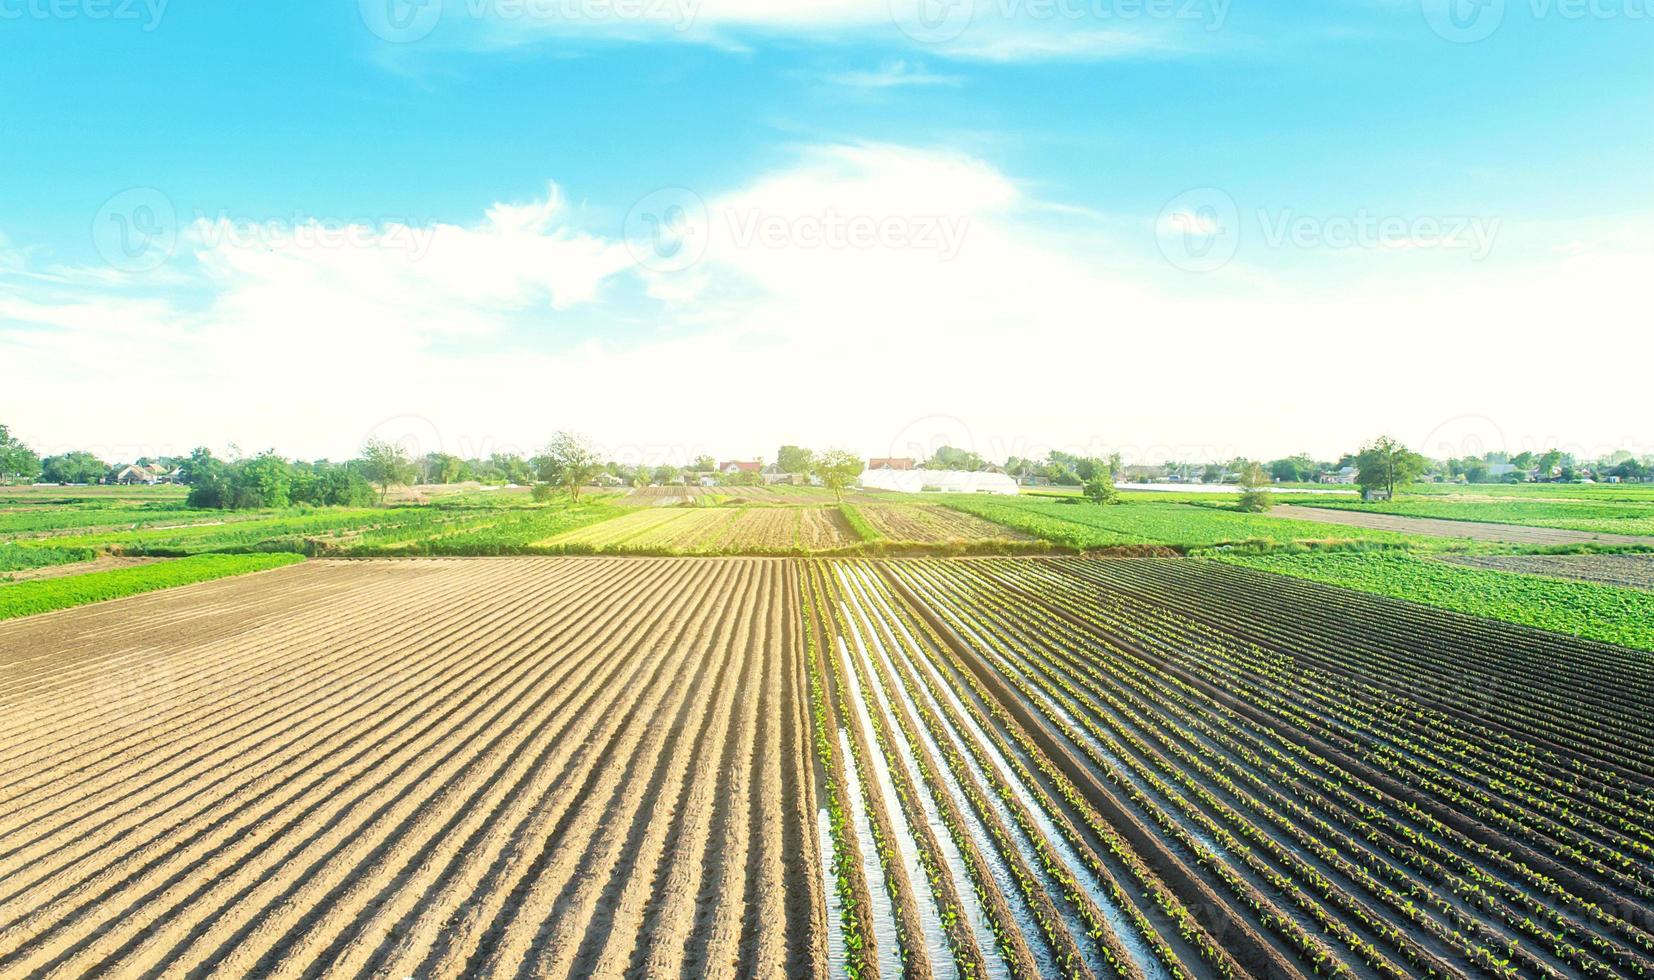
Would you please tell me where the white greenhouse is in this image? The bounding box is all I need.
[859,468,1020,495]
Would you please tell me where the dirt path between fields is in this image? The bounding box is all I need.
[1271,504,1654,547]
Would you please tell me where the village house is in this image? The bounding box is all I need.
[865,457,916,471]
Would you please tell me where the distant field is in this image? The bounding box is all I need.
[1310,496,1654,536]
[543,505,860,554]
[1406,481,1654,501]
[853,502,1032,546]
[1442,552,1654,592]
[1220,549,1654,651]
[939,496,1448,551]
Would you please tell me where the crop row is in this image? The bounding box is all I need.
[887,557,1654,979]
[803,559,1264,979]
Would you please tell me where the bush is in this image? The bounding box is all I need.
[531,483,557,504]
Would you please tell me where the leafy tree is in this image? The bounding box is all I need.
[1537,449,1564,481]
[40,451,108,485]
[1611,459,1649,481]
[925,446,987,472]
[1082,472,1119,505]
[0,425,41,483]
[1236,462,1274,513]
[776,445,815,475]
[421,452,464,485]
[811,450,864,502]
[530,482,557,503]
[1355,436,1426,500]
[1268,454,1317,484]
[359,438,416,504]
[691,454,717,473]
[536,431,603,502]
[653,464,682,486]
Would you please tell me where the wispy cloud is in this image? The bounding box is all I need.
[826,60,962,88]
[361,0,1227,63]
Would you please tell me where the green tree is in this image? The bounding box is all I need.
[359,438,416,504]
[925,446,987,471]
[1355,436,1426,500]
[536,431,603,502]
[1268,454,1316,484]
[40,451,108,485]
[1236,462,1274,513]
[1082,472,1119,505]
[811,450,864,502]
[776,445,815,474]
[0,425,42,483]
[691,454,717,473]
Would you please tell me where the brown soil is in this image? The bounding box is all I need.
[0,558,822,979]
[1,556,166,583]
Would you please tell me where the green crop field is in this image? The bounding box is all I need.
[1308,496,1654,536]
[1219,549,1654,651]
[938,496,1453,551]
[0,553,305,621]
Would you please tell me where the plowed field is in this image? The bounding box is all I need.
[0,558,824,979]
[5,555,1649,979]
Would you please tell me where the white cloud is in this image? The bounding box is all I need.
[424,0,1203,62]
[4,146,1651,465]
[827,60,962,88]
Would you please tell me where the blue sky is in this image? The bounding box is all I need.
[3,0,1650,464]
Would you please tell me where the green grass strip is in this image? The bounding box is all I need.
[838,503,883,544]
[1220,551,1654,652]
[0,553,306,621]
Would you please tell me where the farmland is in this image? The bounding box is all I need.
[4,550,1651,977]
[815,557,1654,978]
[1443,552,1654,591]
[0,558,823,978]
[937,497,1444,551]
[1224,550,1654,651]
[1307,497,1654,538]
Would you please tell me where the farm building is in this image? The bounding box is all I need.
[866,457,916,471]
[860,468,1019,495]
[718,460,763,476]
